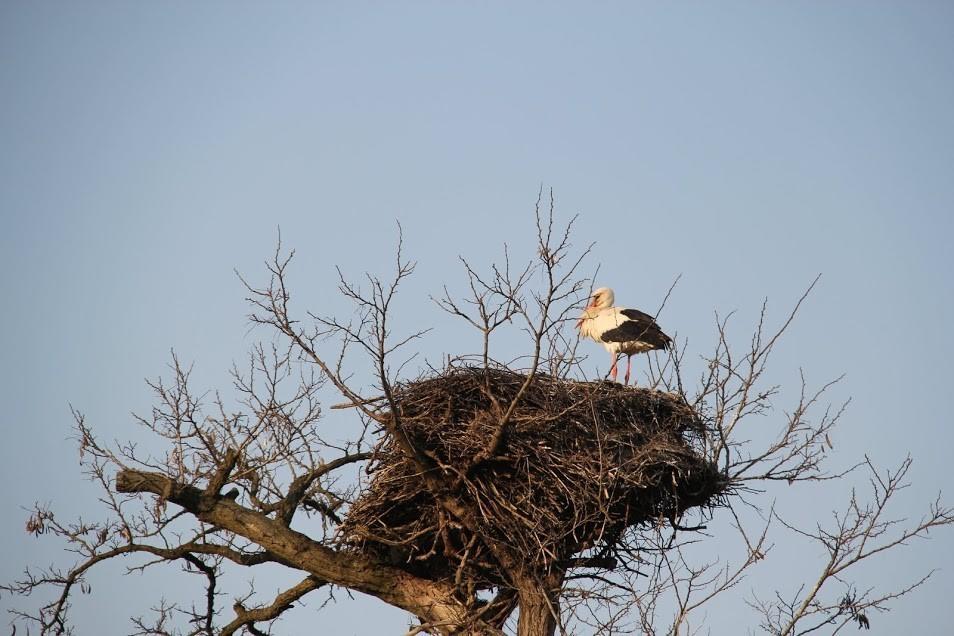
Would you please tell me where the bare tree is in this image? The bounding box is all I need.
[5,194,952,635]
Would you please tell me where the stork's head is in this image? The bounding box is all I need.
[587,287,615,310]
[577,287,615,329]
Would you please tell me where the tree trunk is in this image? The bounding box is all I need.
[516,586,559,636]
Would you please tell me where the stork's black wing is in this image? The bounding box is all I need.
[600,309,672,349]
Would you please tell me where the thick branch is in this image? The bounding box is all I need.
[115,469,498,634]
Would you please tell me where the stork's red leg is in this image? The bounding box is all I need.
[624,355,633,385]
[609,355,618,382]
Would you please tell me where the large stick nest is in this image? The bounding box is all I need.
[339,367,727,588]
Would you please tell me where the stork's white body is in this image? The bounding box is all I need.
[578,307,660,358]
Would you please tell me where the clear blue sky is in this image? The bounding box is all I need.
[2,2,953,633]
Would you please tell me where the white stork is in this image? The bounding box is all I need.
[577,287,672,385]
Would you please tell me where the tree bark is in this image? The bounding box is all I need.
[514,574,561,636]
[516,589,558,636]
